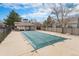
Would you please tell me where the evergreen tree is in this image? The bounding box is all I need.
[4,10,21,29]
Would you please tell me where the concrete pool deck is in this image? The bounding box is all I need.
[0,30,79,56]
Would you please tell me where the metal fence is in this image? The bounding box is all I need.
[0,27,11,43]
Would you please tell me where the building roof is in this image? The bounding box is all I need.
[14,22,35,27]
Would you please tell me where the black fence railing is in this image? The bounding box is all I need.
[0,27,11,43]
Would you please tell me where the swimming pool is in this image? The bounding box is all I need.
[22,31,66,50]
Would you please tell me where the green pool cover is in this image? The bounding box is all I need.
[22,31,66,50]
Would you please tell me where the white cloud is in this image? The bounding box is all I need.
[27,12,47,17]
[21,3,52,19]
[31,3,43,8]
[74,5,79,12]
[0,3,43,9]
[0,3,53,13]
[0,3,32,9]
[0,3,22,9]
[22,12,48,18]
[21,10,50,21]
[21,15,26,18]
[67,4,79,16]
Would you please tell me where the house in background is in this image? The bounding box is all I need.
[14,19,36,31]
[0,23,5,29]
[14,22,36,31]
[53,16,79,28]
[0,22,6,33]
[67,16,79,28]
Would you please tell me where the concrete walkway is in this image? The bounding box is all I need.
[0,31,34,56]
[0,31,79,56]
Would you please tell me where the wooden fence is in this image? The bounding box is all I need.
[41,27,79,35]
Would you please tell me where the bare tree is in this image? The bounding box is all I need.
[48,3,76,33]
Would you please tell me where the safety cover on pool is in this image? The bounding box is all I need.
[22,31,66,50]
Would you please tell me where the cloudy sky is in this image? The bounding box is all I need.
[0,3,79,22]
